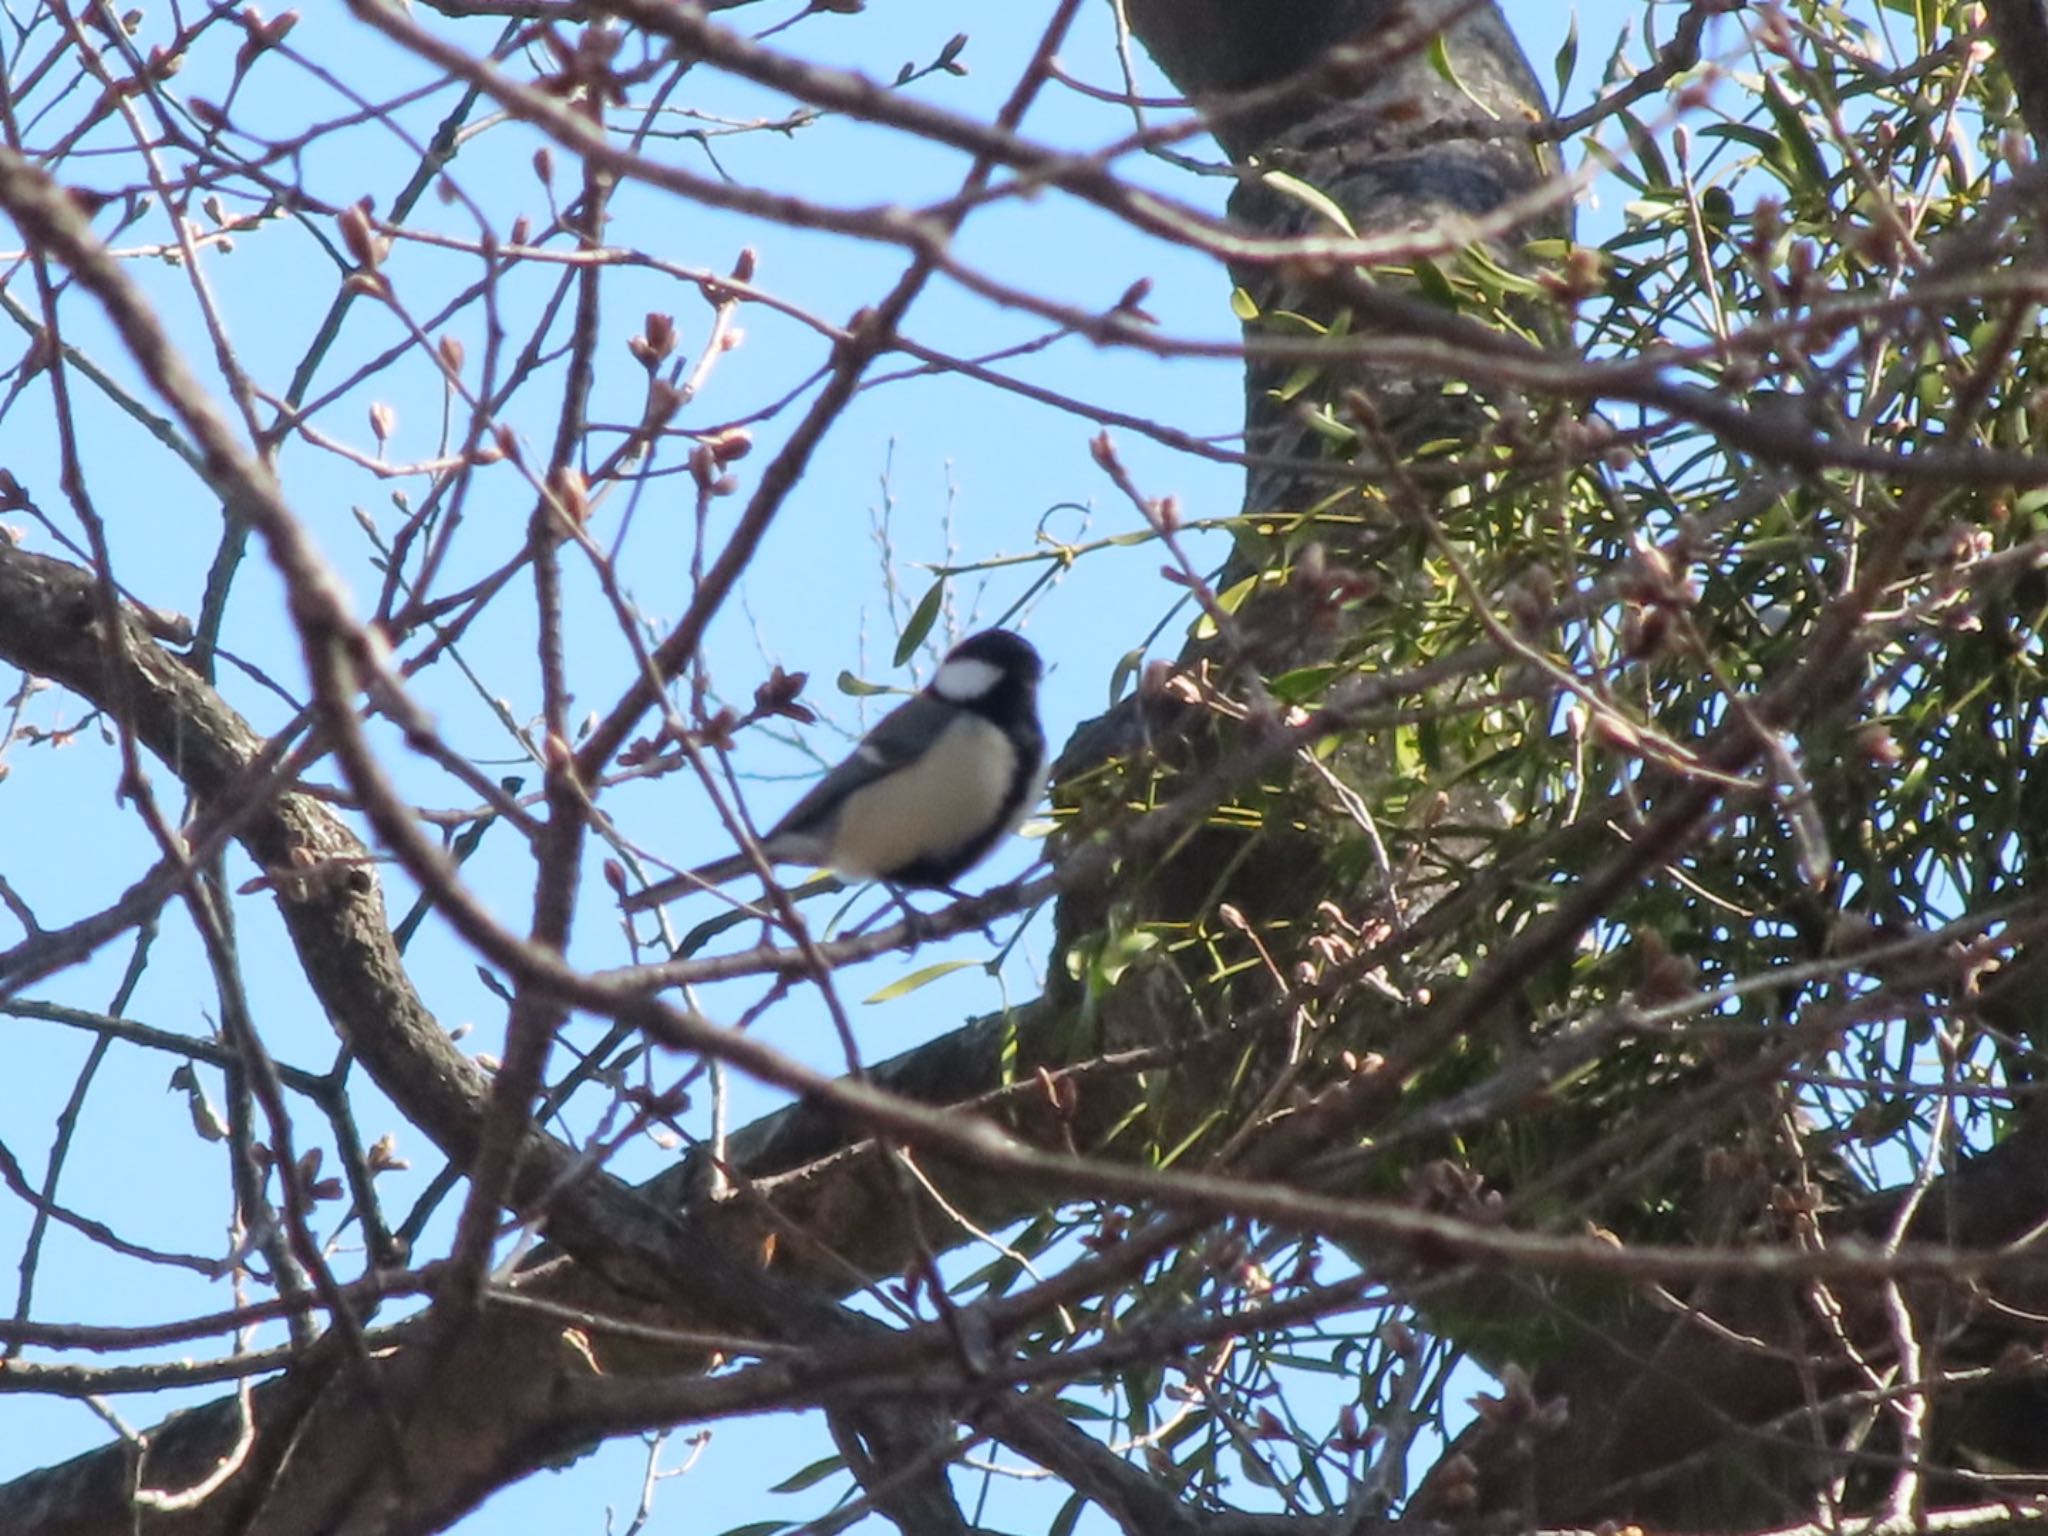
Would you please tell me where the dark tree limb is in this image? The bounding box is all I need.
[1985,0,2048,155]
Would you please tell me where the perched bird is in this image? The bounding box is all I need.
[622,628,1045,912]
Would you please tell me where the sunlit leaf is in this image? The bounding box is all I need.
[1553,10,1579,99]
[865,959,980,1003]
[1259,169,1357,236]
[895,579,945,666]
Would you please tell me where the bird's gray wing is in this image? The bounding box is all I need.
[762,691,950,846]
[619,693,946,911]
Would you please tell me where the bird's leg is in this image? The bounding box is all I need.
[881,883,937,948]
[848,885,995,946]
[844,885,930,945]
[935,883,999,941]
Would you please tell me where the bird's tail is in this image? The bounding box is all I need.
[619,851,757,912]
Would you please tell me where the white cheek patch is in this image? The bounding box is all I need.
[829,716,1014,879]
[931,655,1004,703]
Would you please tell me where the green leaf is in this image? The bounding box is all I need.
[768,1455,845,1494]
[1237,1445,1281,1488]
[1412,258,1460,311]
[864,959,980,1004]
[1053,1397,1113,1422]
[1229,286,1260,321]
[1428,33,1500,118]
[1392,722,1423,778]
[1070,928,1160,994]
[1761,78,1829,193]
[1109,645,1145,706]
[1094,929,1158,988]
[1265,308,1334,336]
[1259,169,1357,237]
[1266,1350,1349,1375]
[1460,244,1545,298]
[836,669,892,697]
[1269,664,1342,704]
[953,1250,1023,1296]
[1553,10,1579,99]
[1195,571,1280,639]
[1301,407,1359,450]
[895,579,945,666]
[1913,0,1938,52]
[1268,359,1323,403]
[1619,110,1673,191]
[1696,123,1784,159]
[1049,1491,1088,1536]
[1220,572,1276,612]
[713,1525,793,1536]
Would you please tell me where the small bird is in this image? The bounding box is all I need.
[622,628,1045,912]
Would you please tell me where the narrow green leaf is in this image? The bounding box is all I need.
[1265,1350,1349,1375]
[712,1524,793,1536]
[1460,244,1545,297]
[1109,645,1145,706]
[1696,123,1783,158]
[1412,258,1460,311]
[1429,31,1455,83]
[1259,169,1356,237]
[1053,1396,1113,1422]
[1237,1446,1281,1489]
[1619,110,1672,190]
[1264,307,1333,336]
[865,959,980,1004]
[953,1250,1022,1296]
[1428,34,1500,118]
[768,1455,845,1494]
[894,579,945,666]
[1552,10,1579,99]
[1301,408,1359,450]
[1268,359,1323,403]
[1049,1491,1088,1536]
[1229,286,1260,320]
[1195,571,1274,639]
[1761,78,1829,192]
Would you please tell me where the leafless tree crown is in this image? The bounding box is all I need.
[6,1,2048,1533]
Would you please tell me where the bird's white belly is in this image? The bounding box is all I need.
[830,716,1014,879]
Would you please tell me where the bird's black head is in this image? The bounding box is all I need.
[929,628,1042,717]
